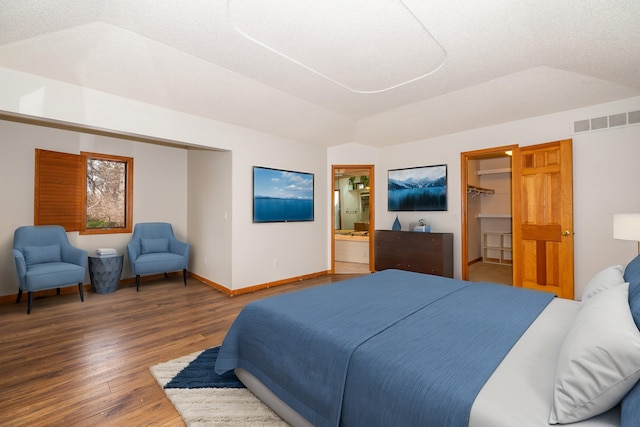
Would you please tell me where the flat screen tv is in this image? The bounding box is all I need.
[388,164,447,211]
[253,166,315,223]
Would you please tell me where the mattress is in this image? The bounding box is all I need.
[236,297,620,427]
[216,270,556,426]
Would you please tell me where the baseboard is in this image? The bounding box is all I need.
[468,257,483,265]
[0,271,184,305]
[0,270,332,305]
[189,270,331,296]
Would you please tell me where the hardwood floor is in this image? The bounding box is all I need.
[334,261,371,274]
[468,261,513,285]
[0,274,362,426]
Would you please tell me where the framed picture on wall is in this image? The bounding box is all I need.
[388,164,447,211]
[253,166,315,222]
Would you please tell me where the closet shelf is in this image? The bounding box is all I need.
[476,168,511,175]
[476,213,512,218]
[467,184,495,197]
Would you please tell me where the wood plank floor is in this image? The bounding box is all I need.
[0,274,363,426]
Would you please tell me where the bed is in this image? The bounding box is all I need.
[215,262,640,427]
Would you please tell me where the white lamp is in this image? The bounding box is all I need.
[613,213,640,253]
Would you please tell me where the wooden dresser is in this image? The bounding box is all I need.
[374,230,453,278]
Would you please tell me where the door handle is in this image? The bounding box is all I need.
[562,230,571,236]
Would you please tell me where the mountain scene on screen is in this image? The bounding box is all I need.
[388,167,447,211]
[388,175,446,190]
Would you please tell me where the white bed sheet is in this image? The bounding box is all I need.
[470,297,619,427]
[237,298,621,427]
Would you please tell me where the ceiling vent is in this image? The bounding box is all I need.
[573,110,640,133]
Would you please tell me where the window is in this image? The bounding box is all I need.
[34,149,133,234]
[81,152,133,234]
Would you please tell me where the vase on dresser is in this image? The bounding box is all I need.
[392,215,401,231]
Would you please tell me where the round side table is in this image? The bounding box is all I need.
[88,254,124,294]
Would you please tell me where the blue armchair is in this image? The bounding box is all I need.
[127,222,190,291]
[12,225,87,314]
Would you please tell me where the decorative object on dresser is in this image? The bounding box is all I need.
[413,218,430,232]
[374,230,453,277]
[392,214,401,231]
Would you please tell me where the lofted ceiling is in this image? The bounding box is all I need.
[1,0,639,148]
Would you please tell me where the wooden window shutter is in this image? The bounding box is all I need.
[34,149,82,231]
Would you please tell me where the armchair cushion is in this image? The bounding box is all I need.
[26,262,86,288]
[23,244,62,266]
[134,253,188,275]
[141,238,170,254]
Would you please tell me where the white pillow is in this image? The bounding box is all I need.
[581,265,625,301]
[549,283,640,424]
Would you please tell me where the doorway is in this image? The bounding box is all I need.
[461,145,516,284]
[332,165,375,274]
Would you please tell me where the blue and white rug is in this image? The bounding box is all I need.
[150,346,288,426]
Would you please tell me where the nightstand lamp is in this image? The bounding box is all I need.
[613,213,640,254]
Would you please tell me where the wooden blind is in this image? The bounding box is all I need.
[34,149,82,231]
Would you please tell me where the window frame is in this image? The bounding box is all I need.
[80,151,134,235]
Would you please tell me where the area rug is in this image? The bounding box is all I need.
[150,346,289,426]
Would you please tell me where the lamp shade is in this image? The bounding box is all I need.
[613,214,640,241]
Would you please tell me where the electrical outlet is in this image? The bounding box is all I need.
[204,257,207,265]
[274,259,279,268]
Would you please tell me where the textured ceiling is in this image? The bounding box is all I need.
[1,0,639,147]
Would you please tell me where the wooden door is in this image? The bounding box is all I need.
[512,139,574,299]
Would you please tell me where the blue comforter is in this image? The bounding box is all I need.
[215,270,555,427]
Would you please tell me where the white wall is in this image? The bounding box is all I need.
[187,148,233,288]
[0,68,330,294]
[3,67,639,299]
[185,140,328,292]
[330,96,640,299]
[0,119,188,296]
[230,132,328,290]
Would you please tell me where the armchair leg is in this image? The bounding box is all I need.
[136,275,141,292]
[164,272,168,279]
[56,288,61,295]
[78,283,84,302]
[27,292,33,314]
[182,269,187,286]
[16,289,23,304]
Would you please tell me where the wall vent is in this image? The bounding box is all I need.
[590,116,608,130]
[573,119,590,133]
[573,109,640,133]
[609,112,627,127]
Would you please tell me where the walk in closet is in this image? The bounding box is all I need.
[467,154,512,283]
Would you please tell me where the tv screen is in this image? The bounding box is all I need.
[253,166,315,223]
[388,164,447,211]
